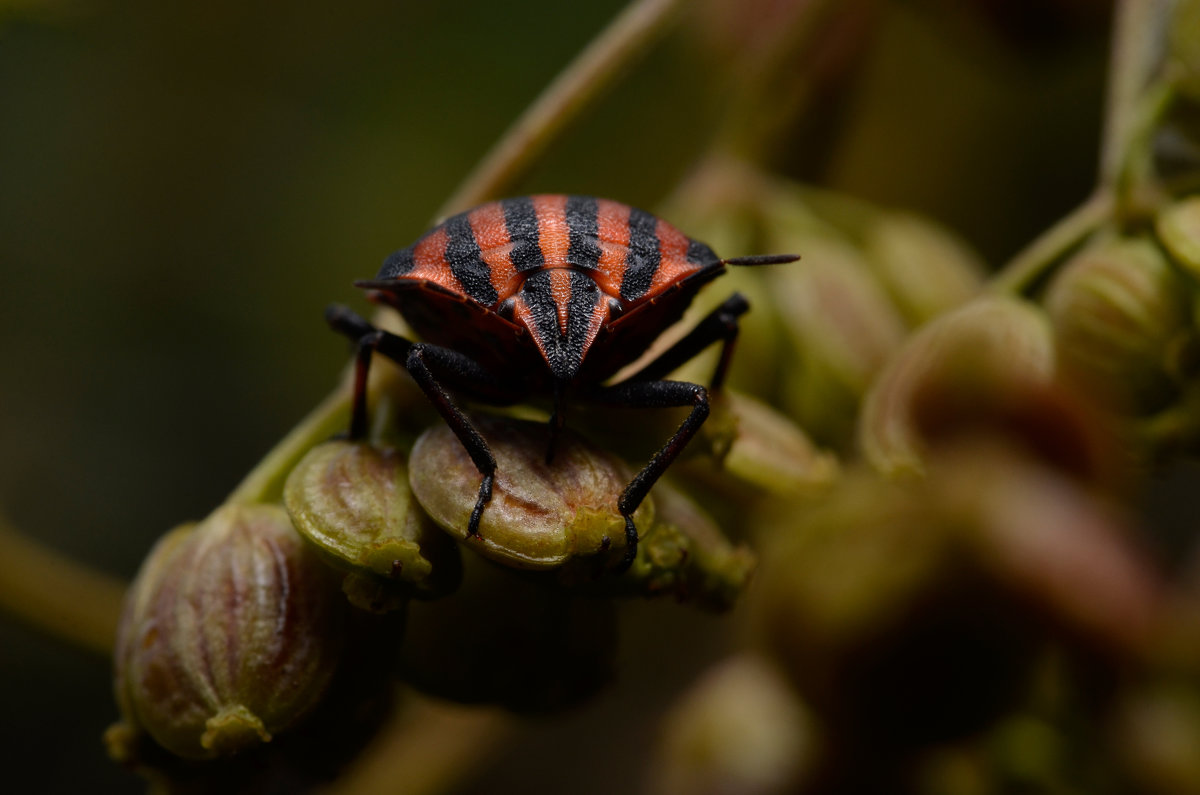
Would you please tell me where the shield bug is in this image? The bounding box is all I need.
[327,195,797,570]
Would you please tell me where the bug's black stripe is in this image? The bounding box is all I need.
[521,269,600,381]
[620,207,661,301]
[686,238,719,266]
[443,212,499,305]
[503,197,544,272]
[565,195,601,270]
[378,245,416,279]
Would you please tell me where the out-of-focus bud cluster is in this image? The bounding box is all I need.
[662,157,987,454]
[645,160,1200,792]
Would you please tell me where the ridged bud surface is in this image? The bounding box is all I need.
[409,414,651,571]
[1045,236,1191,414]
[285,440,460,609]
[113,504,344,759]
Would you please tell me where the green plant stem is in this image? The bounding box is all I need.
[993,0,1181,295]
[1100,0,1173,190]
[226,385,353,505]
[434,0,688,219]
[988,190,1113,295]
[0,517,126,656]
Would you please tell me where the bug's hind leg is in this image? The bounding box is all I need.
[623,293,750,390]
[586,379,710,571]
[325,305,500,539]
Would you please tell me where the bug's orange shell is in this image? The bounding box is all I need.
[365,195,724,384]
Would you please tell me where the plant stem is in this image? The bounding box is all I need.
[226,385,353,505]
[1099,0,1174,190]
[434,0,688,219]
[0,517,126,656]
[988,190,1113,295]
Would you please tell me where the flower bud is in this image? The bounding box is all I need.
[613,482,755,611]
[408,413,650,572]
[859,295,1056,477]
[768,239,908,449]
[1044,235,1193,414]
[863,211,986,326]
[682,390,838,499]
[113,504,345,759]
[649,654,815,795]
[1156,196,1200,280]
[285,440,460,610]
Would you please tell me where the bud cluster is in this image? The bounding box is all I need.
[109,165,1200,792]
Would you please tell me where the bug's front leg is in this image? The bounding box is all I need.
[586,379,711,571]
[325,305,499,539]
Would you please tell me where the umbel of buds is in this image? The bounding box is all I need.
[111,504,345,760]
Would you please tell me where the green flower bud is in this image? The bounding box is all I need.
[408,413,650,572]
[614,482,755,611]
[649,654,814,795]
[113,504,345,759]
[284,440,460,610]
[1044,235,1193,414]
[768,239,908,449]
[697,389,839,497]
[1157,196,1200,280]
[859,296,1056,477]
[863,211,986,327]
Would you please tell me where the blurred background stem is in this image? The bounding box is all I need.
[435,0,688,219]
[0,514,126,657]
[992,0,1176,295]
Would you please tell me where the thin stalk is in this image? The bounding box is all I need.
[434,0,688,219]
[988,191,1113,295]
[0,517,126,656]
[1100,0,1174,189]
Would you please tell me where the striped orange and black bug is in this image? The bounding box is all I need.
[326,195,797,570]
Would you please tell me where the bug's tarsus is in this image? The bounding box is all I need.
[590,379,711,573]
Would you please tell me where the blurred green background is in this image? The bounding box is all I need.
[0,0,1111,791]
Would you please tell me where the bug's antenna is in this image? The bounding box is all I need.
[720,254,801,267]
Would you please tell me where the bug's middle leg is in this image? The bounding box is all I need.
[325,305,503,539]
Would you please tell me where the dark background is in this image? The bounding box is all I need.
[0,1,1110,791]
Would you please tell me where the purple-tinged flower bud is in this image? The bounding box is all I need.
[112,504,345,759]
